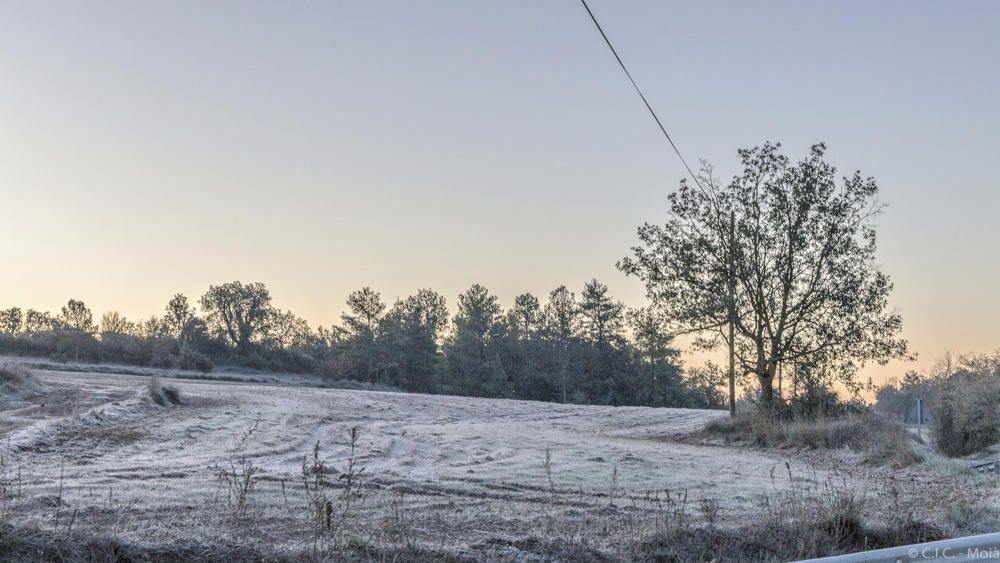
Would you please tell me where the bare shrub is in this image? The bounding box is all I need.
[302,440,333,552]
[384,488,415,552]
[0,362,33,386]
[335,426,365,535]
[217,416,261,527]
[542,447,555,497]
[697,497,720,528]
[301,427,367,554]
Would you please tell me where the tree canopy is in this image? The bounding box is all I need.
[199,281,273,352]
[621,143,909,406]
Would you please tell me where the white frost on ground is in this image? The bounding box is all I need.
[0,369,853,554]
[6,371,816,503]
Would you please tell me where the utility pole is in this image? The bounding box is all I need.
[916,397,924,440]
[727,210,736,418]
[778,362,783,399]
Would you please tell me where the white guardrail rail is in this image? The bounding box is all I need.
[797,532,1000,562]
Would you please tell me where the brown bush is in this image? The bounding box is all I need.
[706,412,920,466]
[933,371,1000,457]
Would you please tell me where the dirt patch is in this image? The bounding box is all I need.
[16,424,149,459]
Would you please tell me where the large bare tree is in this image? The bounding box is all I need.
[620,143,909,408]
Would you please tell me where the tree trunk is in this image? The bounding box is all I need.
[728,328,736,417]
[727,211,737,418]
[777,362,783,399]
[560,342,568,403]
[758,371,774,408]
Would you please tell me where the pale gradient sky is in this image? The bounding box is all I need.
[2,1,998,384]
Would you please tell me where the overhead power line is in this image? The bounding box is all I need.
[578,0,705,191]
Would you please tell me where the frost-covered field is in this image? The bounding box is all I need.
[0,368,962,560]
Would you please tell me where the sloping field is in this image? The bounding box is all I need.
[0,368,941,560]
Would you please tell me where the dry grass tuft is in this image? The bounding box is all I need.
[0,523,288,563]
[146,375,182,406]
[947,501,1000,536]
[706,412,920,467]
[632,468,943,562]
[0,362,44,401]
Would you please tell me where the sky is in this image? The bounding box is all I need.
[1,1,999,385]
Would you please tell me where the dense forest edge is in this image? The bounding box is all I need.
[0,280,724,409]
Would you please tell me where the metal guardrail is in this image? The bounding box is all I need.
[970,460,1000,474]
[796,532,1000,562]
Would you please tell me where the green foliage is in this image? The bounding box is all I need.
[774,363,868,420]
[339,287,385,382]
[375,289,448,391]
[446,284,507,397]
[578,279,624,345]
[506,293,541,339]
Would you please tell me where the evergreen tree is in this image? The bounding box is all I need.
[542,286,579,403]
[340,287,386,381]
[378,289,448,391]
[628,307,684,406]
[447,284,507,397]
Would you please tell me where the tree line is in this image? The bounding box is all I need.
[0,280,724,409]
